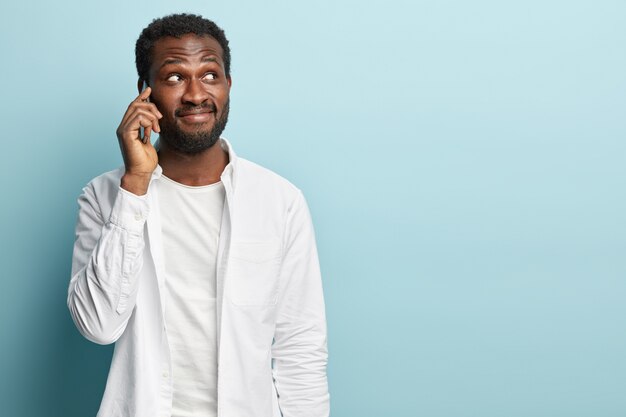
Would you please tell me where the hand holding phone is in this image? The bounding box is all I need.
[115,83,163,195]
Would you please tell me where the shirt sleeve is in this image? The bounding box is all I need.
[271,190,330,417]
[67,183,149,345]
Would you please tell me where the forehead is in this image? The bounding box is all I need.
[151,34,224,67]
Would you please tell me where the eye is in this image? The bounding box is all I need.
[166,74,183,82]
[203,73,217,81]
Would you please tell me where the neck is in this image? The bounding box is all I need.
[157,139,229,186]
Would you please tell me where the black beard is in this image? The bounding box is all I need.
[159,99,230,155]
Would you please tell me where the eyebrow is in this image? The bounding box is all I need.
[159,56,219,69]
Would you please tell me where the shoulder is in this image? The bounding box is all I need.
[79,166,125,210]
[235,157,301,197]
[232,158,307,217]
[83,166,124,194]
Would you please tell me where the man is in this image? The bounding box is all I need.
[67,13,329,417]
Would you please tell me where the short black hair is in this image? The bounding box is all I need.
[135,13,231,83]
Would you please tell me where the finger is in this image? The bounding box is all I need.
[140,101,163,119]
[127,102,161,123]
[136,112,155,131]
[132,104,161,133]
[121,95,163,127]
[145,101,163,119]
[152,117,161,133]
[143,123,151,144]
[135,113,153,144]
[120,88,152,126]
[136,86,152,102]
[121,103,161,128]
[120,110,156,143]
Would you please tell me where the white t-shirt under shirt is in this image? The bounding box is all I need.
[157,174,225,417]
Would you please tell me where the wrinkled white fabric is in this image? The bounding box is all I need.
[67,139,330,417]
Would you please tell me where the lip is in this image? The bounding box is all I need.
[178,111,214,123]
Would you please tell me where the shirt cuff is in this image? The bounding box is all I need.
[108,186,150,234]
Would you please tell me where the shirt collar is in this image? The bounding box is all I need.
[150,137,237,190]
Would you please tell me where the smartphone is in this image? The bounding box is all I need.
[141,80,150,101]
[140,81,149,143]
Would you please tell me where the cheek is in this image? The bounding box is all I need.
[151,93,174,110]
[216,90,230,105]
[153,101,176,122]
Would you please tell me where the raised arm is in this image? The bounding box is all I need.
[67,86,161,344]
[67,184,149,344]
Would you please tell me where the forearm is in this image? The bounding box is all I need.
[272,318,329,417]
[67,186,149,345]
[271,191,330,417]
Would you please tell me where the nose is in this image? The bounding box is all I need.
[181,78,210,106]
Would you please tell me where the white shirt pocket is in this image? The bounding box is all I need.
[227,240,282,306]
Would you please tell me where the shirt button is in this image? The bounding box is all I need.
[163,372,169,378]
[134,213,142,221]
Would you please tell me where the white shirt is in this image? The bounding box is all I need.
[67,139,329,417]
[158,175,225,417]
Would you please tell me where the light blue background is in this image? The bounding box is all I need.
[1,1,624,416]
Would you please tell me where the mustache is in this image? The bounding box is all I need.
[175,102,217,116]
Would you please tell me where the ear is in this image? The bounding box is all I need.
[227,76,232,88]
